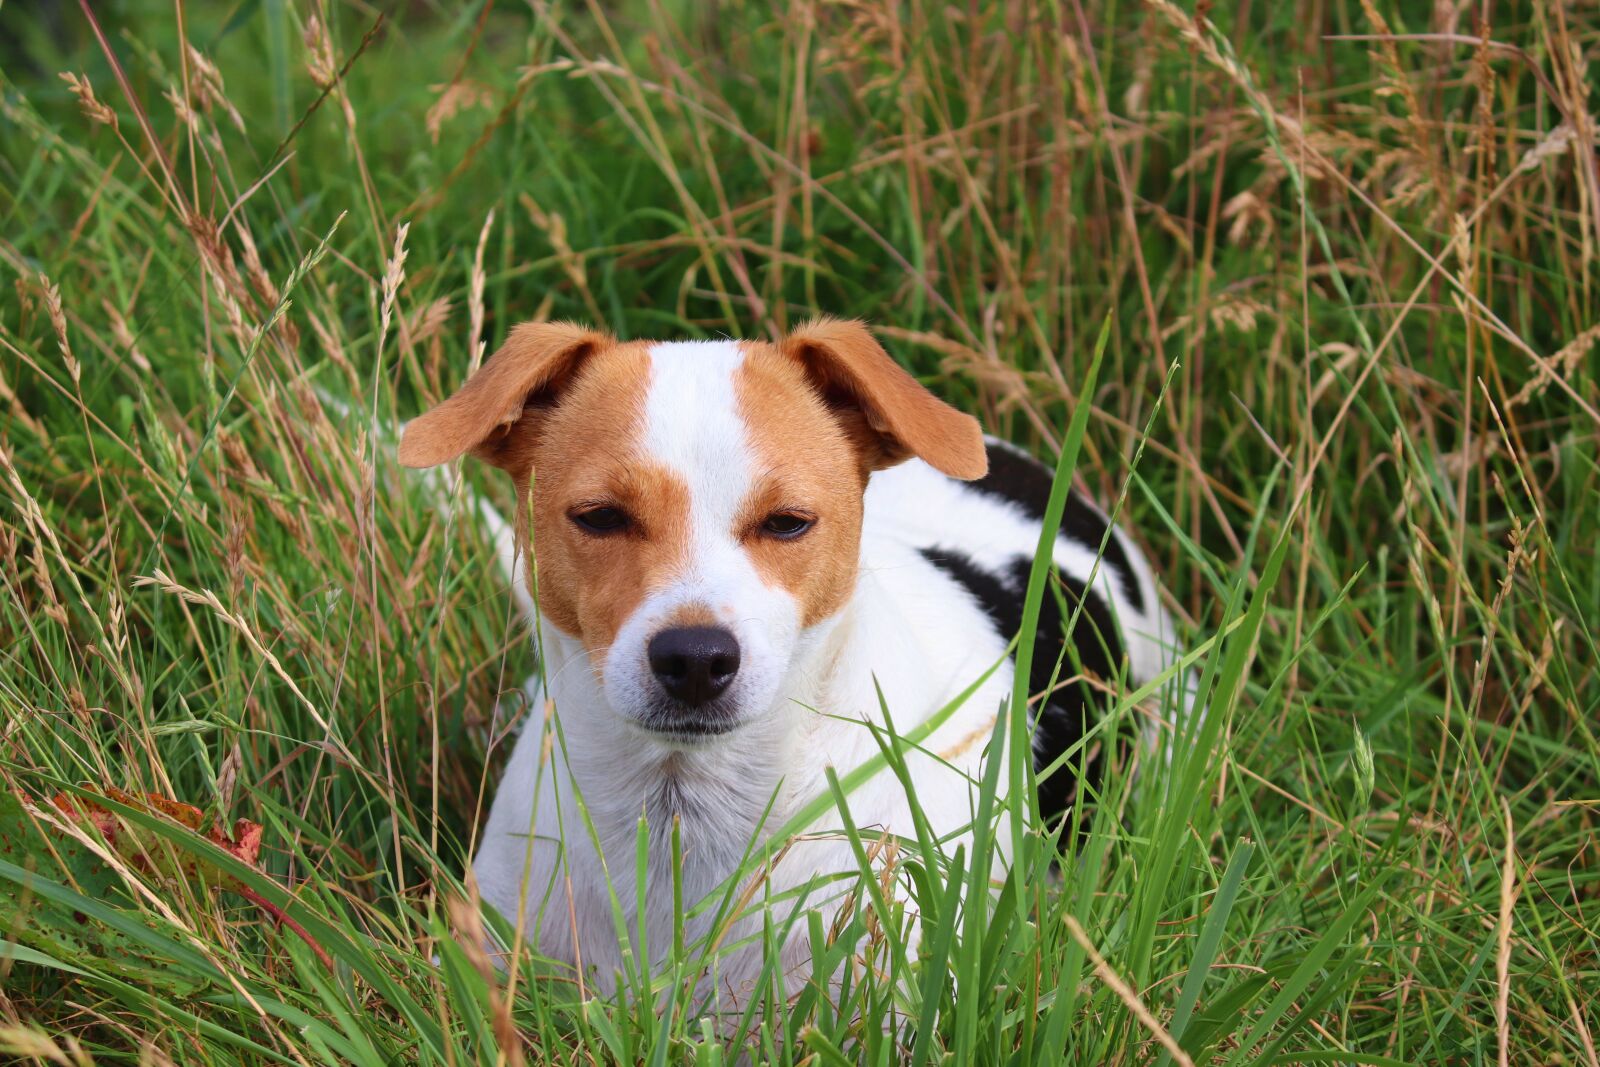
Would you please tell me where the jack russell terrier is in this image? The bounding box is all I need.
[399,318,1185,999]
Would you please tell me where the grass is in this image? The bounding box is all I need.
[1,0,1597,1062]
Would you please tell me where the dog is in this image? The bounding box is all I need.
[399,317,1186,1001]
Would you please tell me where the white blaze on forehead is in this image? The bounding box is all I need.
[642,341,754,539]
[601,340,805,728]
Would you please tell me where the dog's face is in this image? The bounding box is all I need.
[400,319,985,742]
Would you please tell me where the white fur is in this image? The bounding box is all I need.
[465,350,1190,1005]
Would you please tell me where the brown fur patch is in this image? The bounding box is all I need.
[734,342,867,627]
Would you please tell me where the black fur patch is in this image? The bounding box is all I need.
[969,441,1145,613]
[919,547,1125,832]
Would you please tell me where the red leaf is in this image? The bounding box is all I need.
[27,787,329,969]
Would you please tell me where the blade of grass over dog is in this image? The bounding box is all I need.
[863,681,944,868]
[822,768,915,977]
[1008,312,1110,847]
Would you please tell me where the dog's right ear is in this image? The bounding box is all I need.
[398,321,609,472]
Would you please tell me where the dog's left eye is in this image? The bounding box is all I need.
[571,506,630,534]
[761,512,814,539]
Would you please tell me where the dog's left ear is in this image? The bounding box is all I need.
[781,318,987,480]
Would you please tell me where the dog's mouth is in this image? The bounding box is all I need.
[632,699,743,743]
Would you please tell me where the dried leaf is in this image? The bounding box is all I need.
[2,787,330,974]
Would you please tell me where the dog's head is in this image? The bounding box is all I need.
[400,318,986,742]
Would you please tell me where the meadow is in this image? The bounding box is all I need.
[1,0,1597,1063]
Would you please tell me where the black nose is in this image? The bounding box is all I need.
[647,626,741,708]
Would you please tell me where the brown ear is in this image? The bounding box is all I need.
[780,317,987,480]
[398,321,610,471]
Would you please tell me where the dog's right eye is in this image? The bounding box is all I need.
[570,506,629,534]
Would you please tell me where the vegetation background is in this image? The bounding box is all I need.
[1,0,1597,1063]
